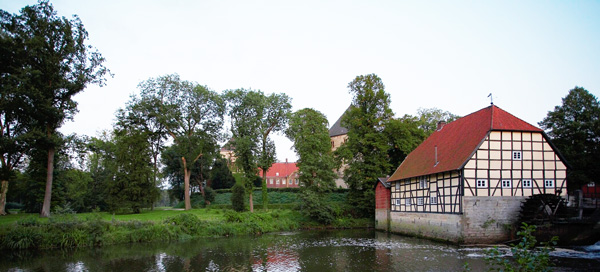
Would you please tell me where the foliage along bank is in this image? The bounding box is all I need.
[0,209,372,251]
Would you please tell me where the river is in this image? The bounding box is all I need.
[1,229,599,271]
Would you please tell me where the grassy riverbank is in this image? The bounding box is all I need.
[0,208,373,250]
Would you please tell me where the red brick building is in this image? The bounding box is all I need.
[260,161,300,188]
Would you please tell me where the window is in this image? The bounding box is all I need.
[395,182,400,190]
[501,180,511,188]
[430,193,438,204]
[588,182,595,187]
[544,180,554,188]
[331,141,334,148]
[417,197,424,206]
[419,177,428,188]
[276,179,280,185]
[522,179,532,188]
[512,151,522,160]
[282,179,286,185]
[269,179,273,185]
[405,198,412,206]
[477,179,487,188]
[395,199,401,206]
[295,179,299,185]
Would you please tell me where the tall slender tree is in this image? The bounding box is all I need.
[1,1,110,217]
[286,108,336,191]
[335,74,393,218]
[139,74,224,210]
[225,89,291,212]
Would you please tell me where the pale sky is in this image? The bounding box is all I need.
[2,0,599,162]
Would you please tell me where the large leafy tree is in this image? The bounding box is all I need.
[384,115,427,175]
[116,95,168,208]
[286,108,336,191]
[225,89,291,212]
[139,74,224,210]
[416,107,460,135]
[335,74,393,218]
[1,1,110,217]
[539,86,600,190]
[107,127,159,213]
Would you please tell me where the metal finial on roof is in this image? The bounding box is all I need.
[488,93,493,105]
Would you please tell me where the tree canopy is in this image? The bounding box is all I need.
[225,89,291,212]
[539,86,600,190]
[0,0,110,217]
[287,108,337,191]
[335,74,393,217]
[139,74,225,210]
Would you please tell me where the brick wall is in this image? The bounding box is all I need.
[375,183,390,209]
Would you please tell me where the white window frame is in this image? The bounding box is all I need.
[512,151,522,160]
[269,179,273,185]
[417,197,424,206]
[588,182,595,187]
[476,179,487,188]
[522,179,532,188]
[276,179,280,185]
[395,182,400,190]
[419,177,428,189]
[295,179,299,185]
[395,199,401,206]
[405,198,412,206]
[501,180,511,188]
[430,193,438,205]
[544,180,554,188]
[282,179,286,185]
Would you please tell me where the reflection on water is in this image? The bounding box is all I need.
[1,229,599,271]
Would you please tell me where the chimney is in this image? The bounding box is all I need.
[434,145,439,167]
[437,121,446,131]
[285,158,288,164]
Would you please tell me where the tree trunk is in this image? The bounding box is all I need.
[262,168,268,210]
[0,179,8,215]
[40,146,55,217]
[249,191,254,212]
[182,157,191,210]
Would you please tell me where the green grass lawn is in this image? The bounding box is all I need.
[0,207,227,226]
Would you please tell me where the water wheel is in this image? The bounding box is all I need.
[519,194,567,224]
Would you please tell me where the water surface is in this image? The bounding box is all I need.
[1,229,598,271]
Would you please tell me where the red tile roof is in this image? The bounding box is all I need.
[388,105,542,181]
[259,162,298,178]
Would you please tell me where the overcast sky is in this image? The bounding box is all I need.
[2,0,599,162]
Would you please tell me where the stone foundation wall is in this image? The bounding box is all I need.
[461,196,525,244]
[384,196,525,244]
[388,212,463,243]
[375,209,389,231]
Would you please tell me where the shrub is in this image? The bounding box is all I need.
[299,190,334,225]
[231,184,246,212]
[204,187,215,204]
[485,222,558,272]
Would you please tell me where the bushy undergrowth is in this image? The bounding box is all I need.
[0,210,310,250]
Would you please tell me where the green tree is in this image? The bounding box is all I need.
[286,108,336,191]
[210,157,235,189]
[161,145,212,202]
[225,89,291,212]
[139,74,224,210]
[106,127,158,213]
[116,95,168,208]
[384,115,427,175]
[416,107,460,135]
[539,86,600,190]
[0,1,110,217]
[335,74,393,218]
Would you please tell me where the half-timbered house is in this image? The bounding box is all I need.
[380,105,568,243]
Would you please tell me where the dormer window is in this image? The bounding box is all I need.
[512,151,522,160]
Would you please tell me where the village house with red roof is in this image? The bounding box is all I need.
[260,160,300,188]
[376,105,569,243]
